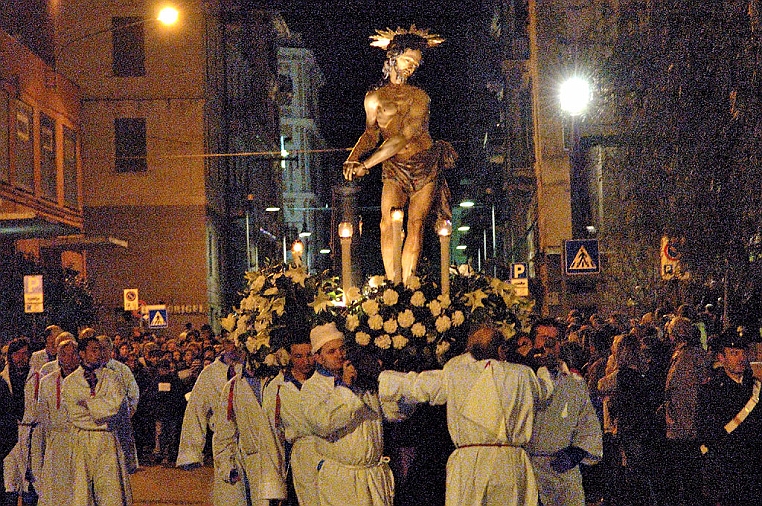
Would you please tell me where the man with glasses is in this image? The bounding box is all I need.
[526,318,602,506]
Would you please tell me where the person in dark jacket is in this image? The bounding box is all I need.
[154,359,186,466]
[697,328,762,506]
[610,332,663,506]
[0,377,18,500]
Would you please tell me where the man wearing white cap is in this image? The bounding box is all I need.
[300,322,397,506]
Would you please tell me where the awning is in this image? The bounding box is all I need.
[40,234,128,251]
[0,211,82,239]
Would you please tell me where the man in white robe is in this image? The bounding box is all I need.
[61,336,131,506]
[29,326,62,375]
[32,338,80,506]
[98,335,140,474]
[212,354,286,506]
[379,325,554,506]
[300,323,400,506]
[176,345,242,504]
[263,341,319,506]
[526,319,602,506]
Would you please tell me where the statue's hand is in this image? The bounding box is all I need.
[343,160,368,181]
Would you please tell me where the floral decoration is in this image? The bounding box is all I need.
[219,262,343,375]
[220,261,534,373]
[337,267,535,371]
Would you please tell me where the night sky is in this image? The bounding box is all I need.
[277,0,485,154]
[275,0,489,274]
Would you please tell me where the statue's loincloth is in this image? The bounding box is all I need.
[381,140,457,221]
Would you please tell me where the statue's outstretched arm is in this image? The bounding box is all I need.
[343,92,381,181]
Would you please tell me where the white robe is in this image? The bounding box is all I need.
[379,354,554,506]
[105,359,140,473]
[39,359,59,378]
[527,366,603,506]
[176,358,242,504]
[263,372,321,506]
[212,375,286,506]
[2,366,40,496]
[30,350,55,376]
[62,366,132,506]
[301,369,395,506]
[33,369,75,506]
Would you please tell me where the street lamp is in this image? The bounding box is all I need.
[291,239,304,267]
[559,77,591,117]
[559,75,592,313]
[49,6,180,88]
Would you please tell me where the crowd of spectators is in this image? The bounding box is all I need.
[2,300,759,505]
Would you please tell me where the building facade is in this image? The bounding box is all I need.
[53,0,282,335]
[275,21,328,273]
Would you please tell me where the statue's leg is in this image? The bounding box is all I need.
[380,182,407,281]
[402,181,436,284]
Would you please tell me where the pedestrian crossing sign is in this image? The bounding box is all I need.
[564,239,600,275]
[147,305,168,329]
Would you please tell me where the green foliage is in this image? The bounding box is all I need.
[0,253,96,345]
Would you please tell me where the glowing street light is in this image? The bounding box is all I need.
[157,6,180,26]
[559,77,591,116]
[49,5,180,88]
[459,200,475,208]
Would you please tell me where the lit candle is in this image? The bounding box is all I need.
[437,219,452,297]
[391,207,404,285]
[338,222,354,304]
[291,239,304,268]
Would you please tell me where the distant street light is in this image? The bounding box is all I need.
[559,77,591,116]
[291,239,304,267]
[459,200,475,208]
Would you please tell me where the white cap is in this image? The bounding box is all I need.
[310,322,344,354]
